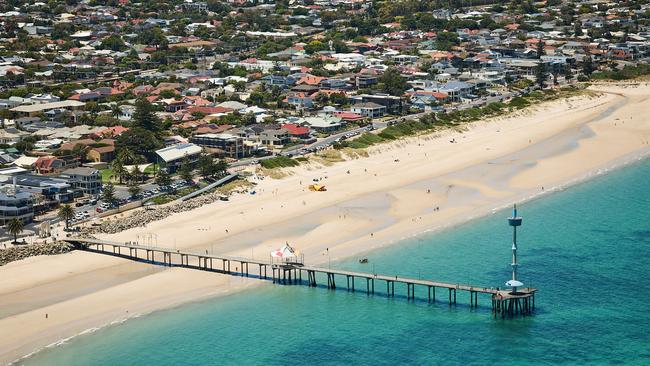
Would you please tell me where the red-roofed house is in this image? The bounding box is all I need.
[335,112,364,122]
[34,156,66,174]
[95,125,129,138]
[281,123,311,139]
[297,75,326,86]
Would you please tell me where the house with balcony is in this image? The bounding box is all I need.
[259,127,290,146]
[190,133,251,159]
[351,102,387,119]
[286,91,315,109]
[59,167,102,195]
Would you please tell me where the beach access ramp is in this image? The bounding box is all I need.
[178,173,239,201]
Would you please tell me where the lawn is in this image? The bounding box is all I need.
[101,169,114,183]
[144,164,160,175]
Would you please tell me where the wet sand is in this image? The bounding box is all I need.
[1,83,649,364]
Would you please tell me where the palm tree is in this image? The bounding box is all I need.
[111,158,127,184]
[6,218,24,244]
[58,204,75,230]
[71,143,89,162]
[111,104,122,118]
[130,165,143,184]
[117,148,137,165]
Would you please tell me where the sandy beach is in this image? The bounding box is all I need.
[1,83,649,364]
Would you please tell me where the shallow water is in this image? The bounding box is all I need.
[23,159,650,365]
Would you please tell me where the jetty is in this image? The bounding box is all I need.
[65,205,537,319]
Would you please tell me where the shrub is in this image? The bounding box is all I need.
[260,156,300,169]
[591,64,650,81]
[509,96,530,109]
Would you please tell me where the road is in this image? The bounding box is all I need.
[233,88,537,169]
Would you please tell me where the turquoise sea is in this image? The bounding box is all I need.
[24,159,650,365]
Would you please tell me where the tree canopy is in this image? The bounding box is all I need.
[132,98,162,133]
[116,127,162,163]
[380,68,407,96]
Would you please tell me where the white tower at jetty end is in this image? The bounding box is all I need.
[506,204,524,294]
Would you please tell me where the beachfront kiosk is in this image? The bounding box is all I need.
[270,243,304,284]
[491,204,537,318]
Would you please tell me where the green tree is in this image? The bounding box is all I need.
[214,159,228,178]
[111,158,127,184]
[155,169,172,188]
[132,98,162,133]
[101,182,117,206]
[138,27,168,49]
[380,68,407,96]
[574,21,583,37]
[563,64,573,80]
[71,143,89,162]
[314,92,329,106]
[436,31,459,51]
[117,148,138,165]
[329,92,347,105]
[6,218,24,243]
[58,204,75,230]
[582,56,595,76]
[535,62,548,89]
[111,104,122,118]
[179,157,194,183]
[116,128,162,163]
[129,165,143,184]
[100,35,126,51]
[198,154,215,179]
[128,182,141,198]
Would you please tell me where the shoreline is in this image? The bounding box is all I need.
[2,82,650,365]
[13,150,650,366]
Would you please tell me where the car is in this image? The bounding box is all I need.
[90,199,97,205]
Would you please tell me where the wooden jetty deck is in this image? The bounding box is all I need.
[65,237,536,318]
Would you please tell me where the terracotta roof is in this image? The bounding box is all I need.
[297,76,326,86]
[335,112,364,120]
[99,126,128,137]
[281,123,310,136]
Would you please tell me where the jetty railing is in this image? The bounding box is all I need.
[65,237,536,318]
